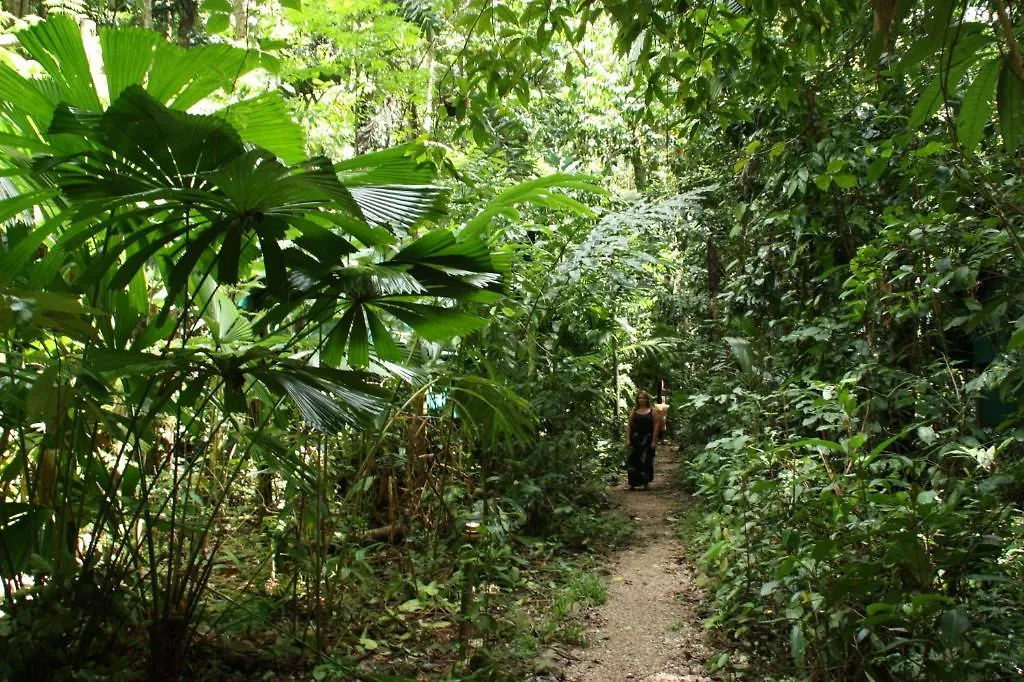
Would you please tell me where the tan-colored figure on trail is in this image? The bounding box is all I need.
[626,390,660,490]
[653,396,669,443]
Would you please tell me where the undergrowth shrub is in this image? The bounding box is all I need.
[679,375,1024,680]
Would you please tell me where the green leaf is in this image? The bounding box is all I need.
[832,174,857,189]
[147,41,262,110]
[0,503,49,578]
[778,437,844,452]
[16,15,102,110]
[398,598,424,612]
[1007,324,1024,350]
[217,94,307,164]
[260,368,380,432]
[956,57,1001,154]
[0,62,59,131]
[914,140,948,157]
[206,13,231,34]
[938,608,969,645]
[0,189,56,225]
[99,26,159,103]
[813,174,831,191]
[461,173,605,241]
[790,624,806,667]
[348,305,370,368]
[0,133,56,154]
[909,59,974,130]
[366,308,402,362]
[867,155,888,183]
[349,184,447,229]
[997,57,1024,153]
[896,32,945,75]
[336,143,437,186]
[27,365,61,423]
[377,302,487,341]
[200,0,232,11]
[825,158,846,173]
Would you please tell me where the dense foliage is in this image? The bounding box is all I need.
[1,1,1022,680]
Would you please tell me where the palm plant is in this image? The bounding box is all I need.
[0,15,511,680]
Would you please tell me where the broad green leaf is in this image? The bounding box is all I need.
[348,305,370,368]
[896,31,945,75]
[366,308,402,362]
[0,189,56,225]
[1007,323,1024,350]
[336,143,437,186]
[832,174,857,189]
[147,41,261,110]
[99,26,159,103]
[997,57,1024,153]
[938,608,969,644]
[200,0,232,11]
[462,173,605,240]
[27,365,61,423]
[323,306,357,367]
[0,210,70,288]
[16,15,102,110]
[790,624,806,667]
[0,62,58,130]
[218,94,307,165]
[269,373,358,433]
[0,503,50,578]
[777,437,844,453]
[956,57,1001,154]
[349,184,447,229]
[206,13,231,35]
[908,59,974,129]
[914,140,948,157]
[378,302,487,341]
[0,133,55,154]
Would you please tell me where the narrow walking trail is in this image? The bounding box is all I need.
[564,444,714,682]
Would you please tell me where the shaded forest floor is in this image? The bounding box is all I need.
[562,444,716,682]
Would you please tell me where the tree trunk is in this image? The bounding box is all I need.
[139,0,152,28]
[631,147,647,191]
[612,330,621,442]
[1,0,32,17]
[423,42,435,133]
[231,0,247,41]
[176,0,198,46]
[707,239,722,322]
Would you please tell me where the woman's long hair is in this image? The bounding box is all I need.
[632,390,652,414]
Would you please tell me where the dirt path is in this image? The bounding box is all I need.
[563,444,713,682]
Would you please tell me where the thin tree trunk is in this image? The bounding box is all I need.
[707,239,721,322]
[631,147,647,190]
[1,0,30,17]
[139,0,152,28]
[612,330,620,441]
[232,0,248,41]
[177,0,198,46]
[423,42,436,133]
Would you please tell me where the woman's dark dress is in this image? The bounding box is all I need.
[627,410,655,486]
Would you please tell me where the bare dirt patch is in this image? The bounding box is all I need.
[562,444,714,682]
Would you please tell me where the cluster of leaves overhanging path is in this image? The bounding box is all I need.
[1,1,1023,680]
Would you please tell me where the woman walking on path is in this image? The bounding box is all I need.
[626,390,660,489]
